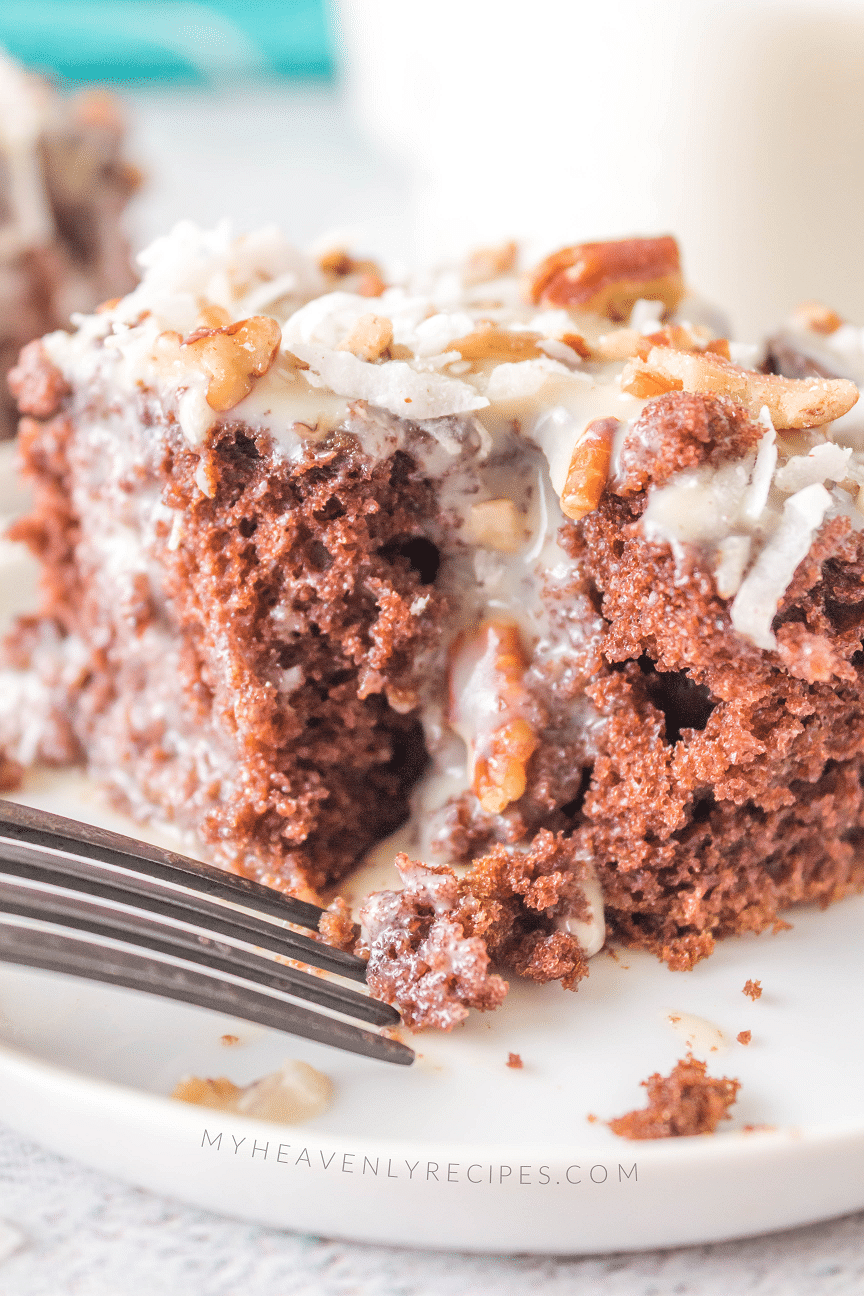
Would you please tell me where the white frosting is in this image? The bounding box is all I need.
[665,1011,728,1059]
[642,402,864,638]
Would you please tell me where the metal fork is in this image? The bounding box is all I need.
[0,800,414,1066]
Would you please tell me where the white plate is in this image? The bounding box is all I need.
[2,443,864,1254]
[2,769,864,1254]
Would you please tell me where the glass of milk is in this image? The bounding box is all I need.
[337,0,864,339]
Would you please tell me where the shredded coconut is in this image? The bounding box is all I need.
[730,483,832,649]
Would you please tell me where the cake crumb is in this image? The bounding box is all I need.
[506,1052,523,1069]
[318,896,357,953]
[743,979,763,1001]
[737,1030,752,1045]
[586,1113,598,1123]
[607,1054,740,1140]
[220,1034,239,1047]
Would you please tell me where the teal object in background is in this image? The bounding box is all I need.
[0,1,334,85]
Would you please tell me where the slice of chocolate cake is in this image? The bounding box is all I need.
[0,48,139,438]
[5,224,864,1028]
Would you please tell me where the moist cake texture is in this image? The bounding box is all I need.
[0,49,139,438]
[5,222,864,1029]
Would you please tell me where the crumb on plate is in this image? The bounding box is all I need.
[607,1054,740,1140]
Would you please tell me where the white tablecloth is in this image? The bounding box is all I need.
[0,1122,862,1296]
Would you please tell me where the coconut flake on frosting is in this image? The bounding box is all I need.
[730,483,832,649]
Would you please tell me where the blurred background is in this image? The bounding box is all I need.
[2,0,864,337]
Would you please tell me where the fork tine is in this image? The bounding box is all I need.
[0,869,398,1027]
[0,828,369,982]
[0,799,348,938]
[0,915,414,1065]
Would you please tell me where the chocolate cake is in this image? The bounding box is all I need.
[5,223,864,1030]
[0,48,139,438]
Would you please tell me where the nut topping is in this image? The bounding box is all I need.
[181,315,282,411]
[463,240,518,286]
[620,345,859,429]
[591,322,725,364]
[337,313,394,362]
[470,498,528,552]
[792,301,843,335]
[560,417,619,521]
[450,326,543,363]
[449,621,538,815]
[526,235,684,321]
[319,249,387,297]
[194,303,231,331]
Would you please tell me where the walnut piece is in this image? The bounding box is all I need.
[470,498,528,552]
[449,621,538,814]
[526,235,684,321]
[338,313,394,362]
[560,417,619,521]
[180,315,282,411]
[450,326,543,362]
[792,300,843,335]
[620,345,859,429]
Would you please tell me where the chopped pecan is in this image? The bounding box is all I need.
[449,621,539,815]
[463,240,518,286]
[470,498,528,552]
[357,271,386,298]
[526,235,684,321]
[620,345,858,429]
[319,249,387,296]
[591,322,725,363]
[180,315,282,411]
[338,313,394,362]
[792,301,843,335]
[450,326,543,362]
[560,417,619,521]
[560,332,591,359]
[195,303,231,331]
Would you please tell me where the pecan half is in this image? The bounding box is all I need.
[179,316,282,412]
[526,235,684,321]
[560,417,619,521]
[620,345,858,429]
